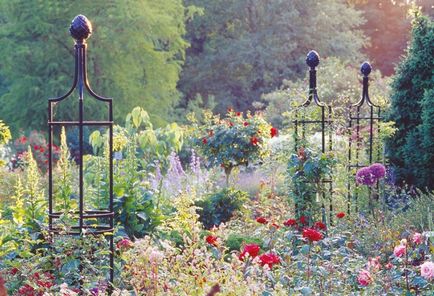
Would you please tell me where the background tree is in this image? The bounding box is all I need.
[386,13,434,190]
[179,0,366,114]
[0,0,194,134]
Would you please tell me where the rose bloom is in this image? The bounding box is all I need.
[313,221,327,231]
[116,238,134,250]
[299,215,308,225]
[336,212,345,219]
[367,256,381,271]
[420,261,434,280]
[302,228,323,242]
[239,244,261,261]
[357,269,372,286]
[271,222,280,229]
[205,235,218,246]
[250,136,259,145]
[283,219,297,227]
[393,244,406,257]
[412,232,423,245]
[256,217,268,224]
[270,127,278,138]
[259,252,280,268]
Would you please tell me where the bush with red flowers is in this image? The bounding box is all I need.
[11,130,60,171]
[194,109,276,185]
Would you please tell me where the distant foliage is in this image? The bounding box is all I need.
[0,0,196,133]
[180,0,366,113]
[386,13,434,190]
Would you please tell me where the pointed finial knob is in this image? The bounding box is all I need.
[361,62,372,76]
[70,15,92,41]
[306,50,320,68]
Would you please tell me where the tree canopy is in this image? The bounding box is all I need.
[0,0,193,134]
[179,0,367,114]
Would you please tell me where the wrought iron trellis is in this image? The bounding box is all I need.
[346,62,381,214]
[293,50,334,224]
[47,15,114,287]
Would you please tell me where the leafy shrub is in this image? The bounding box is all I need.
[196,188,248,229]
[287,147,335,220]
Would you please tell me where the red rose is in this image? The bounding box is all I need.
[259,252,280,268]
[256,217,268,224]
[19,136,27,144]
[202,137,208,144]
[236,112,241,116]
[34,145,39,150]
[336,212,345,219]
[243,122,249,126]
[10,267,18,275]
[39,147,45,153]
[205,235,218,246]
[283,219,297,227]
[250,136,259,145]
[299,216,309,225]
[18,284,35,295]
[313,221,327,231]
[270,127,278,138]
[239,243,261,260]
[302,228,323,242]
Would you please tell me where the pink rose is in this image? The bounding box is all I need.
[393,245,406,257]
[367,256,381,271]
[357,269,372,286]
[420,261,434,280]
[412,232,423,245]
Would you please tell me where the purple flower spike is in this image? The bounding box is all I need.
[356,167,376,186]
[369,163,386,180]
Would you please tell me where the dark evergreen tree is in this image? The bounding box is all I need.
[386,13,434,189]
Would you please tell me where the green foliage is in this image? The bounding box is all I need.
[88,107,184,238]
[180,0,366,113]
[0,120,11,145]
[0,0,194,133]
[386,13,434,189]
[287,148,336,220]
[194,109,274,183]
[10,148,46,232]
[263,57,390,128]
[195,188,248,229]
